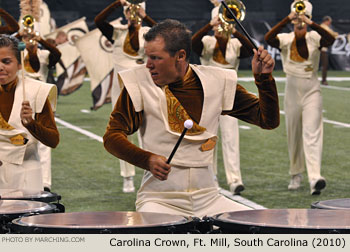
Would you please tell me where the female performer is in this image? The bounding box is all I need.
[0,34,59,193]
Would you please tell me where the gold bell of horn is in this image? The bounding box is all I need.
[218,0,246,35]
[292,0,306,15]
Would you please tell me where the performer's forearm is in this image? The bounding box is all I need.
[191,23,212,56]
[225,74,279,129]
[264,16,291,48]
[103,131,153,170]
[0,8,20,34]
[39,38,62,67]
[233,30,254,58]
[310,22,336,48]
[94,1,122,42]
[25,100,59,148]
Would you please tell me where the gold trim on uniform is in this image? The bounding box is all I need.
[0,113,14,130]
[123,28,140,57]
[165,86,206,136]
[213,42,230,65]
[290,38,306,63]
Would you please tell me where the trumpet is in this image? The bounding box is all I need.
[291,0,310,28]
[218,0,246,35]
[292,0,306,15]
[126,0,146,25]
[21,14,39,45]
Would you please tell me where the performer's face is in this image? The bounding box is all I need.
[145,36,183,86]
[0,46,21,85]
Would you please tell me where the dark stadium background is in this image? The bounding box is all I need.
[2,0,350,70]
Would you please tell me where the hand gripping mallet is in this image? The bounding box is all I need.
[166,120,193,164]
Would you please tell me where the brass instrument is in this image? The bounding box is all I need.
[292,0,306,15]
[21,14,39,45]
[126,0,146,25]
[291,0,310,27]
[218,0,246,35]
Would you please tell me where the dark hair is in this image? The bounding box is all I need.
[322,16,332,22]
[0,34,21,63]
[144,19,192,61]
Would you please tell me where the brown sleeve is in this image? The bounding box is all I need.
[24,99,59,148]
[191,23,212,56]
[223,73,280,129]
[264,16,291,49]
[233,30,254,58]
[94,1,122,43]
[27,46,40,73]
[143,15,157,27]
[310,22,336,48]
[0,8,19,34]
[103,88,153,170]
[38,38,62,68]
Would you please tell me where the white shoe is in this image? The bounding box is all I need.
[123,176,135,193]
[229,182,245,195]
[288,174,302,190]
[310,177,326,195]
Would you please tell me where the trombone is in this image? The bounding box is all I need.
[218,0,246,36]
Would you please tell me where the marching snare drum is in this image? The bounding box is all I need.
[311,198,350,210]
[213,209,350,234]
[0,189,65,212]
[11,211,196,234]
[0,200,57,233]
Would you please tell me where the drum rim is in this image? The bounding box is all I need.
[0,200,57,216]
[213,209,350,231]
[0,191,61,203]
[311,198,350,210]
[11,211,193,230]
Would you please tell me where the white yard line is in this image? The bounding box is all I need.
[220,188,267,209]
[55,117,103,143]
[238,77,350,91]
[279,111,350,128]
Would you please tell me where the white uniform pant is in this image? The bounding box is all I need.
[136,165,250,218]
[38,142,51,189]
[284,74,323,182]
[213,115,242,185]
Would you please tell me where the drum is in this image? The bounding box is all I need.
[0,189,65,212]
[213,209,350,234]
[11,211,196,234]
[0,200,57,234]
[311,198,350,210]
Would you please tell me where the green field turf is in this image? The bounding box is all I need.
[51,70,350,213]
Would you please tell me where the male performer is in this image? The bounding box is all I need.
[104,19,279,217]
[191,6,254,195]
[95,0,156,193]
[264,0,335,195]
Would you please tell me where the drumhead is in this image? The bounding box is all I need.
[213,209,350,234]
[311,198,350,210]
[11,211,194,234]
[0,189,61,203]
